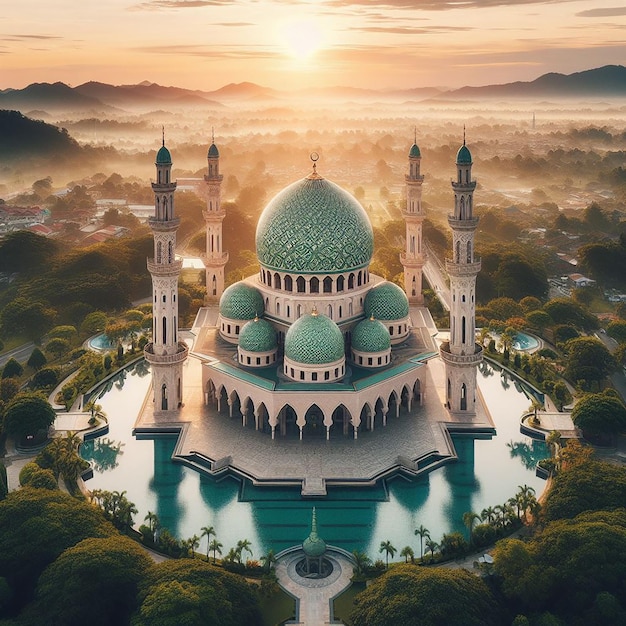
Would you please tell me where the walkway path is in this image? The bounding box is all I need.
[275,549,353,626]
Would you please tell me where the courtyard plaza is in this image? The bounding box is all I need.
[134,305,496,496]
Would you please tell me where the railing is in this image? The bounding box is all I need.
[439,342,483,364]
[144,342,189,363]
[146,258,183,275]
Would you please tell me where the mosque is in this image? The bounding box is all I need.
[141,133,486,490]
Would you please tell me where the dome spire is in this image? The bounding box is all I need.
[463,124,466,146]
[307,151,322,180]
[162,125,165,147]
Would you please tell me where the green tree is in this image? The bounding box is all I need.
[45,337,70,359]
[351,550,371,576]
[48,325,77,341]
[200,525,216,559]
[0,377,20,404]
[572,391,626,443]
[260,549,277,573]
[208,539,223,564]
[378,540,396,568]
[399,545,414,563]
[607,319,626,344]
[235,538,253,564]
[439,532,468,558]
[564,336,615,389]
[414,524,430,562]
[3,393,56,441]
[2,358,23,379]
[80,311,108,337]
[0,298,56,341]
[26,347,47,371]
[30,536,151,626]
[424,538,438,563]
[31,366,59,389]
[132,559,263,626]
[462,511,481,544]
[0,230,58,274]
[350,564,501,626]
[90,489,137,532]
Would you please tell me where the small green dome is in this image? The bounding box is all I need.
[284,312,344,365]
[256,176,374,274]
[208,142,219,158]
[302,508,326,557]
[219,283,264,321]
[364,282,409,321]
[456,144,472,165]
[352,318,391,353]
[239,317,276,352]
[409,143,421,158]
[156,145,172,164]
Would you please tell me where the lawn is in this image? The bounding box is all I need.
[332,581,366,626]
[258,587,296,625]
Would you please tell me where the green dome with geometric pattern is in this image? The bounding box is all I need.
[156,145,172,164]
[239,317,276,352]
[364,282,409,321]
[255,176,374,274]
[219,283,264,321]
[409,143,421,158]
[352,317,391,353]
[284,311,344,365]
[456,144,472,165]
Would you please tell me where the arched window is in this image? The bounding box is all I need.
[462,316,466,344]
[357,271,362,286]
[211,276,217,296]
[410,236,415,254]
[267,272,272,287]
[337,275,345,292]
[274,273,281,290]
[323,276,332,293]
[161,384,168,410]
[310,277,319,293]
[459,197,465,219]
[461,383,467,410]
[162,316,167,344]
[156,241,162,263]
[284,275,293,292]
[348,273,355,289]
[455,241,461,263]
[276,302,281,315]
[467,241,472,263]
[296,276,306,293]
[168,241,173,262]
[327,305,332,319]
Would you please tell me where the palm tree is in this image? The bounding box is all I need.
[379,540,396,569]
[462,511,481,544]
[201,525,216,559]
[224,547,238,564]
[84,400,107,424]
[188,534,200,558]
[144,511,160,539]
[351,550,371,577]
[400,545,414,563]
[209,538,223,564]
[414,525,430,562]
[424,538,438,563]
[481,506,497,525]
[260,549,277,573]
[236,539,253,564]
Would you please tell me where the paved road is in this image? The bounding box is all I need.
[0,341,35,367]
[423,243,450,311]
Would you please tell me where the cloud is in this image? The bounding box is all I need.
[2,34,63,41]
[215,22,255,27]
[354,25,474,34]
[325,0,573,10]
[131,0,237,10]
[576,7,626,18]
[132,43,279,60]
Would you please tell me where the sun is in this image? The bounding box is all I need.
[283,19,323,61]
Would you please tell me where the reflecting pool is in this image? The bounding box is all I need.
[81,360,547,560]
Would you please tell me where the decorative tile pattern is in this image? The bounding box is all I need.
[238,318,277,352]
[352,318,391,353]
[364,282,409,320]
[256,177,374,273]
[284,313,345,364]
[219,283,265,320]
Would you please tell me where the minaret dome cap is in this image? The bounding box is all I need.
[208,143,219,158]
[409,143,421,158]
[156,145,172,164]
[456,144,472,165]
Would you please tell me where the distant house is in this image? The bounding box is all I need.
[0,204,47,231]
[81,225,129,245]
[568,273,595,289]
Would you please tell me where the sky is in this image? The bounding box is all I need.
[2,0,625,91]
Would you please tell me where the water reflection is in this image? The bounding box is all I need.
[81,437,125,472]
[507,439,547,471]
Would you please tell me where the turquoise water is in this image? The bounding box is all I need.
[513,332,539,351]
[81,360,547,561]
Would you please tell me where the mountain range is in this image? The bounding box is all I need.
[0,65,624,113]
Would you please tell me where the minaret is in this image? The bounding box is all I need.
[401,131,425,303]
[144,134,188,415]
[439,132,482,415]
[203,133,227,301]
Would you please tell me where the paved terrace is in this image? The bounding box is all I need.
[134,307,494,495]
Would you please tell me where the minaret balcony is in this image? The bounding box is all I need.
[439,341,483,365]
[203,209,226,221]
[151,181,178,191]
[451,180,476,191]
[405,174,424,183]
[447,216,479,230]
[445,259,482,276]
[400,252,425,267]
[144,341,189,365]
[147,258,183,276]
[201,252,229,265]
[148,217,181,231]
[401,209,424,220]
[204,173,224,183]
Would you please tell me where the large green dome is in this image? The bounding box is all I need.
[255,176,374,274]
[456,144,472,165]
[239,317,276,352]
[156,145,172,164]
[364,282,409,320]
[284,312,344,365]
[219,283,264,320]
[352,318,391,353]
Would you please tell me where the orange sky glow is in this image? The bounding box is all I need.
[2,0,625,90]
